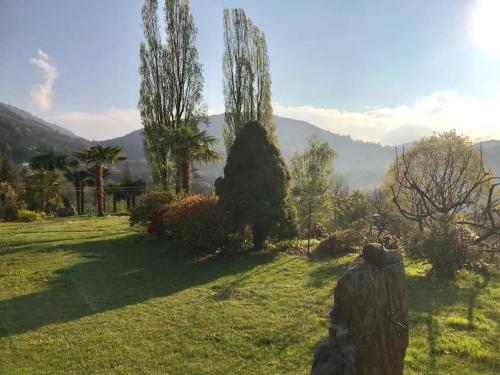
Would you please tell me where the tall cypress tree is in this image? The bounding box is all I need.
[215,121,294,250]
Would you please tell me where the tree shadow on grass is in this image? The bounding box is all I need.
[467,274,490,329]
[306,255,357,289]
[0,233,278,337]
[405,269,491,371]
[0,232,132,256]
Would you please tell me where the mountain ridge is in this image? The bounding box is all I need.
[1,103,499,189]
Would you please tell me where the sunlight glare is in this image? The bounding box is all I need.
[471,0,500,56]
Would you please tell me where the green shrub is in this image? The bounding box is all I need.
[17,209,45,222]
[56,207,76,217]
[0,182,21,221]
[162,194,230,254]
[129,190,178,227]
[314,228,363,257]
[0,201,20,221]
[308,222,329,239]
[415,221,477,278]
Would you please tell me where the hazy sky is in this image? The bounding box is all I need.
[1,0,500,143]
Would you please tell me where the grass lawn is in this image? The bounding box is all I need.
[0,216,498,374]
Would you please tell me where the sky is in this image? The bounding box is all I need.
[1,0,500,144]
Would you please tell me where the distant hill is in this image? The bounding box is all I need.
[0,103,89,163]
[101,114,396,189]
[2,103,499,189]
[476,140,500,176]
[0,103,80,138]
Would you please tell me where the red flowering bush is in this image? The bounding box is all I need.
[147,206,167,236]
[162,194,230,254]
[130,190,178,227]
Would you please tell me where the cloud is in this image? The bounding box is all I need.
[48,108,141,141]
[30,49,58,110]
[274,91,500,145]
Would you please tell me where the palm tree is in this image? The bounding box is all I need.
[30,149,67,171]
[167,125,220,194]
[74,145,126,216]
[64,159,90,215]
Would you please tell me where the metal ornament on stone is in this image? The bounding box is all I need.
[362,213,400,266]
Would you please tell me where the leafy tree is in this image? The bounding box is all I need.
[167,125,220,193]
[0,155,17,185]
[222,8,274,150]
[333,190,371,229]
[289,134,337,231]
[215,121,293,249]
[74,145,126,216]
[0,182,21,221]
[388,131,496,234]
[139,0,207,190]
[24,170,61,212]
[24,150,67,212]
[387,131,499,277]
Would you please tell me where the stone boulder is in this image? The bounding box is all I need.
[311,249,409,375]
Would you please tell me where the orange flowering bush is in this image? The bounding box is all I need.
[162,194,229,254]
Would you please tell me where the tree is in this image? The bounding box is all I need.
[128,179,146,208]
[333,190,371,229]
[168,125,220,193]
[289,134,337,231]
[24,170,61,212]
[74,145,126,217]
[0,155,17,185]
[389,131,497,238]
[24,150,67,212]
[215,121,293,250]
[222,8,274,151]
[30,149,67,171]
[139,0,207,190]
[118,166,147,209]
[388,131,500,277]
[64,159,89,215]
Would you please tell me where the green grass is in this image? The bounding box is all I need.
[0,217,498,374]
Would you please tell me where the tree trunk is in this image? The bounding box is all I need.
[126,194,131,209]
[75,188,81,216]
[80,186,85,215]
[132,193,136,208]
[112,195,117,213]
[95,164,104,217]
[252,224,269,251]
[175,160,182,194]
[181,159,192,194]
[311,252,409,375]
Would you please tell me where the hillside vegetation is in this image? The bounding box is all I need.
[0,103,88,163]
[0,217,497,374]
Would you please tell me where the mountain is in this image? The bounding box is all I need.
[101,116,500,189]
[2,103,498,190]
[101,114,396,189]
[477,140,500,176]
[0,103,89,163]
[0,103,79,138]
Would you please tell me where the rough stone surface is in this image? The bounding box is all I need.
[311,251,409,375]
